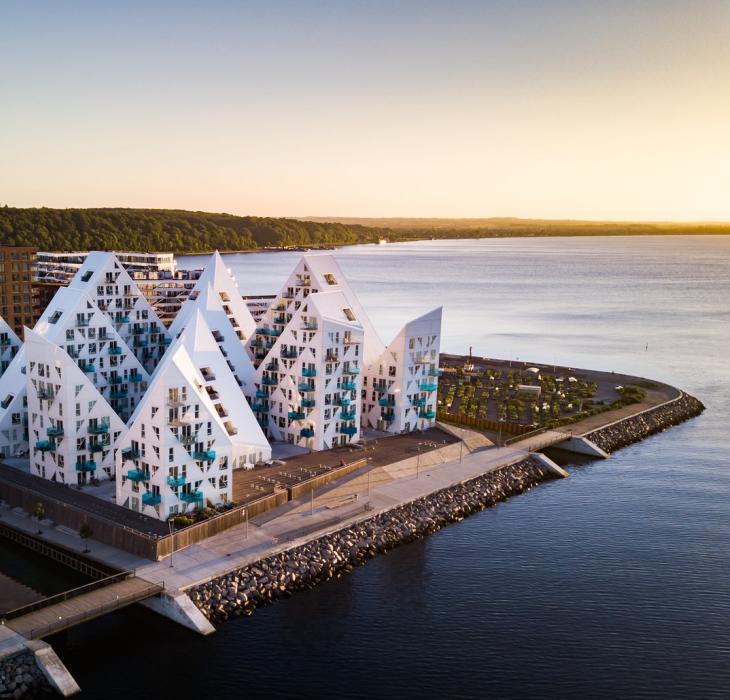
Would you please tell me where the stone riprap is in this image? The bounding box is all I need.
[0,651,50,699]
[586,392,705,453]
[189,458,553,624]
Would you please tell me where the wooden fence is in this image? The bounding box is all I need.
[287,458,368,501]
[435,409,535,437]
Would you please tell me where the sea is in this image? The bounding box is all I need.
[2,236,728,699]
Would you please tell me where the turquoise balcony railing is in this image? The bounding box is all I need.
[419,383,438,392]
[302,398,316,408]
[126,469,150,483]
[193,449,216,462]
[133,338,149,348]
[81,363,96,373]
[419,409,436,420]
[281,348,298,359]
[35,440,54,452]
[76,460,97,472]
[343,366,360,375]
[179,490,203,504]
[89,442,105,453]
[255,389,268,399]
[341,381,357,391]
[336,396,351,406]
[46,426,64,438]
[121,447,140,460]
[429,367,442,377]
[340,425,358,436]
[161,336,172,345]
[298,382,315,392]
[300,428,315,438]
[128,372,143,383]
[381,412,395,423]
[273,315,287,324]
[108,346,123,355]
[87,423,109,434]
[110,389,128,400]
[339,409,356,420]
[262,375,278,385]
[255,351,267,360]
[265,360,279,371]
[250,338,263,347]
[108,375,123,384]
[378,397,394,407]
[251,403,268,412]
[288,410,305,421]
[166,475,186,488]
[411,397,426,408]
[76,317,89,327]
[302,367,317,377]
[142,491,161,506]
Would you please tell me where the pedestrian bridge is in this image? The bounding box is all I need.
[1,570,163,639]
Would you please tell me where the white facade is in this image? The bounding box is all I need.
[362,308,442,433]
[0,317,21,377]
[26,329,126,484]
[67,252,171,375]
[0,350,28,458]
[116,310,270,520]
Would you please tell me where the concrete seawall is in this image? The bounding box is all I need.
[189,457,556,624]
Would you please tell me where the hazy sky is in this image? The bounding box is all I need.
[1,0,729,220]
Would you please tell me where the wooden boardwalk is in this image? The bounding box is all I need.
[5,576,163,639]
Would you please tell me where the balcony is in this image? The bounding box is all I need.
[265,360,279,371]
[142,491,161,506]
[339,409,356,420]
[301,367,317,378]
[167,475,186,488]
[177,433,197,445]
[193,449,216,462]
[128,372,143,383]
[255,389,268,399]
[87,423,109,435]
[340,425,358,436]
[412,397,426,408]
[288,410,305,421]
[419,409,436,420]
[110,389,128,400]
[281,348,298,359]
[35,440,54,452]
[379,397,394,407]
[273,315,287,325]
[301,398,315,409]
[341,381,357,391]
[429,367,442,377]
[301,321,318,331]
[89,442,106,453]
[36,389,54,401]
[255,351,267,360]
[167,398,187,408]
[0,338,12,346]
[342,366,360,376]
[117,315,130,324]
[81,363,96,373]
[335,396,351,407]
[127,469,150,483]
[161,336,172,345]
[133,338,149,348]
[300,428,315,438]
[108,375,123,384]
[46,426,64,438]
[76,317,89,327]
[250,338,263,348]
[261,375,278,386]
[419,383,438,392]
[108,346,123,355]
[121,447,140,460]
[251,403,268,413]
[381,412,395,423]
[298,382,315,393]
[179,490,203,504]
[76,460,97,473]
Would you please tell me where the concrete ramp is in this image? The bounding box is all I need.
[142,591,215,635]
[531,452,569,478]
[436,423,493,452]
[556,436,609,459]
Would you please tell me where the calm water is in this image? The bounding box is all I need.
[8,237,730,698]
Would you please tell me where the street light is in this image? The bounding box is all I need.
[168,518,175,568]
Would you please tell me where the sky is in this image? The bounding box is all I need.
[1,0,729,221]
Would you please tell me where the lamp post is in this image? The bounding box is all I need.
[416,446,421,479]
[168,518,175,568]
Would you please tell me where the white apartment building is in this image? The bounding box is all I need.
[116,309,270,519]
[0,316,21,376]
[0,350,28,459]
[26,329,126,484]
[362,307,442,433]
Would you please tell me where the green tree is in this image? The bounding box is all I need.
[79,522,93,552]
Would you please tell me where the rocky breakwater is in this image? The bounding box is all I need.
[190,458,554,624]
[587,392,705,453]
[0,652,50,699]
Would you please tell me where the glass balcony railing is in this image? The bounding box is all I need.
[89,442,106,453]
[419,383,438,392]
[300,428,315,438]
[261,375,278,385]
[340,425,358,436]
[339,409,356,420]
[110,390,128,400]
[128,372,143,383]
[298,382,315,392]
[336,396,351,406]
[166,475,186,488]
[379,397,394,407]
[179,490,203,504]
[302,398,316,408]
[126,469,150,483]
[255,389,268,399]
[343,366,360,375]
[429,367,442,377]
[301,367,317,377]
[142,491,161,506]
[193,449,216,462]
[419,409,436,420]
[281,349,298,359]
[46,426,64,438]
[87,423,109,434]
[341,381,357,391]
[81,363,96,373]
[288,410,305,421]
[411,397,426,408]
[108,346,123,355]
[251,403,268,413]
[35,440,54,452]
[121,447,140,460]
[76,460,97,472]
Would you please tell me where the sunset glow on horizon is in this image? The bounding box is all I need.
[1,0,729,221]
